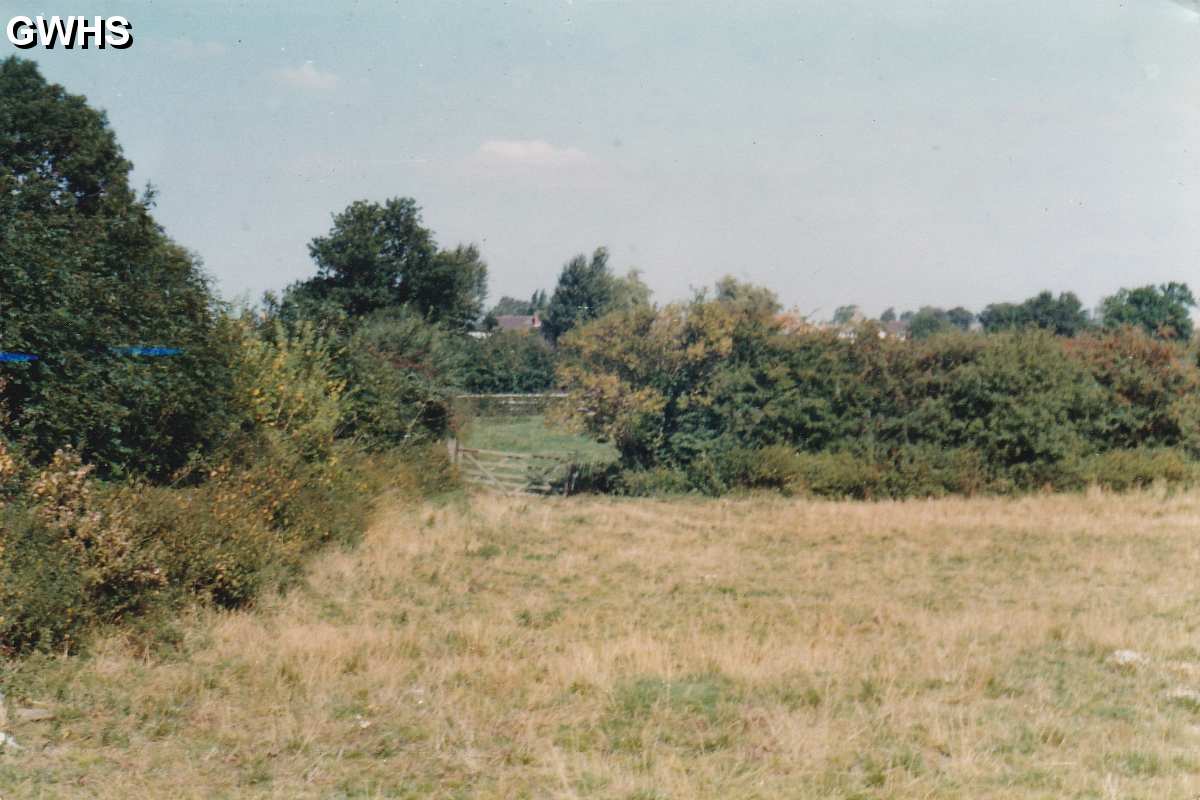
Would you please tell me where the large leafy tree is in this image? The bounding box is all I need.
[832,305,860,325]
[979,291,1089,337]
[1099,282,1195,341]
[907,307,955,340]
[946,306,975,331]
[712,276,781,321]
[543,247,647,343]
[291,197,487,330]
[0,57,232,477]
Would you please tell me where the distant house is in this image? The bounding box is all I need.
[495,313,542,333]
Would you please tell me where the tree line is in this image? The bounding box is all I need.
[836,283,1196,342]
[4,50,1200,502]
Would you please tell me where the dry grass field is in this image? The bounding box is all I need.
[5,488,1200,798]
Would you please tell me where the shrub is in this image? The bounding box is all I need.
[0,506,89,654]
[1065,328,1200,455]
[1075,449,1197,492]
[717,445,806,493]
[615,467,694,497]
[907,331,1107,488]
[0,315,453,656]
[460,331,557,394]
[231,318,346,461]
[559,299,1200,498]
[787,452,884,499]
[335,309,455,449]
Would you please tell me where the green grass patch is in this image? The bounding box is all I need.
[462,414,618,461]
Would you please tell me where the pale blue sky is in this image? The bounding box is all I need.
[5,0,1200,318]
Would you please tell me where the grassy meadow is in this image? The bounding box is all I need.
[461,414,619,462]
[5,488,1200,798]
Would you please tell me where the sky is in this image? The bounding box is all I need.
[4,0,1200,319]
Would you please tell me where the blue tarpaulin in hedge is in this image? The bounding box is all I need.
[109,346,182,357]
[0,348,182,362]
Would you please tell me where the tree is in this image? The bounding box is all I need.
[977,302,1023,333]
[907,307,955,340]
[542,248,617,343]
[880,307,897,323]
[947,307,975,331]
[611,268,653,310]
[419,244,488,330]
[460,331,557,393]
[713,276,780,319]
[0,57,232,477]
[1100,282,1196,341]
[833,305,860,325]
[979,291,1089,336]
[293,197,487,329]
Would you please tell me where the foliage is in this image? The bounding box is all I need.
[946,306,974,330]
[459,331,557,393]
[559,293,1200,497]
[543,248,615,344]
[979,291,1090,336]
[611,268,654,310]
[0,311,453,656]
[1099,282,1195,341]
[230,318,347,460]
[1064,327,1200,454]
[0,61,462,658]
[335,308,456,448]
[0,57,235,479]
[832,305,860,325]
[1072,448,1197,492]
[713,276,782,318]
[290,197,487,330]
[905,306,972,339]
[542,248,652,343]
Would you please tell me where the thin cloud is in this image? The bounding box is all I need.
[273,62,339,91]
[477,139,587,167]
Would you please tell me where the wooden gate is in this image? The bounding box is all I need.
[448,439,577,496]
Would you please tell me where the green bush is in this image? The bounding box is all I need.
[0,505,89,654]
[460,331,557,394]
[787,452,883,499]
[1074,449,1197,492]
[615,467,694,497]
[0,311,453,657]
[333,308,455,449]
[1,58,237,479]
[559,297,1200,498]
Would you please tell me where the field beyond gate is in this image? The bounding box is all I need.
[452,396,618,494]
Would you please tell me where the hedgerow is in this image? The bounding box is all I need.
[557,296,1200,498]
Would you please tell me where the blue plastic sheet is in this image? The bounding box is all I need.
[109,346,182,357]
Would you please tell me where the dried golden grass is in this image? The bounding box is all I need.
[6,487,1200,798]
